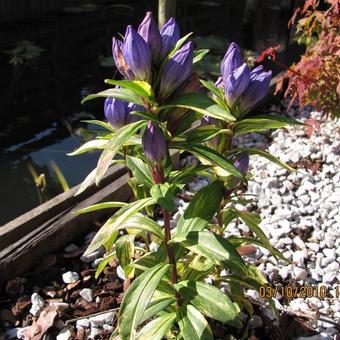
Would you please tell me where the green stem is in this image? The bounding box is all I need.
[162,208,179,284]
[152,165,180,306]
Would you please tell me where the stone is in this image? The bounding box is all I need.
[5,328,21,339]
[300,194,311,206]
[89,312,115,327]
[91,258,103,268]
[88,327,100,339]
[62,271,79,284]
[279,266,292,280]
[79,288,93,302]
[80,249,103,263]
[56,327,72,340]
[293,236,306,250]
[323,271,337,284]
[293,267,308,281]
[292,250,308,266]
[248,315,263,329]
[29,293,45,316]
[116,265,126,280]
[76,318,90,329]
[64,244,79,252]
[323,248,336,261]
[103,324,114,332]
[306,242,320,252]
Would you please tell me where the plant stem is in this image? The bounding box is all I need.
[162,208,178,284]
[151,165,180,305]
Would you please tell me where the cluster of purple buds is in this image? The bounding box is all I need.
[111,12,194,101]
[219,42,272,115]
[104,97,144,129]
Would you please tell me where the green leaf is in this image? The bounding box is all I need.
[199,79,225,105]
[96,120,147,185]
[184,125,227,144]
[67,139,108,156]
[160,93,235,122]
[141,291,176,323]
[120,213,164,240]
[233,209,279,260]
[126,156,153,187]
[76,202,127,214]
[178,305,213,340]
[81,119,115,132]
[168,32,193,59]
[150,183,178,211]
[84,197,155,256]
[169,165,211,185]
[81,87,142,105]
[180,255,215,281]
[118,263,170,340]
[81,87,143,106]
[75,168,96,196]
[116,234,135,269]
[193,49,209,64]
[234,115,303,136]
[137,313,176,340]
[232,148,295,172]
[176,181,224,234]
[172,231,247,276]
[95,251,116,279]
[174,143,243,178]
[175,280,242,327]
[130,110,158,122]
[227,236,287,262]
[104,79,156,103]
[75,160,123,196]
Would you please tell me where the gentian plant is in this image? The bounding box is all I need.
[70,12,303,339]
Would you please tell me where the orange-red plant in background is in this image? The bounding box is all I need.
[260,0,340,119]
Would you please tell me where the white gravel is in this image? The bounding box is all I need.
[223,101,340,336]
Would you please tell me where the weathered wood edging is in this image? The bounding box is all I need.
[0,165,131,285]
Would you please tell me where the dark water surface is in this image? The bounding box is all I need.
[0,0,297,224]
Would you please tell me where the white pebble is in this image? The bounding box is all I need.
[79,288,93,302]
[62,271,79,284]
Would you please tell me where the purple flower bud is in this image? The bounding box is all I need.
[126,102,144,123]
[221,42,243,83]
[250,65,264,77]
[122,25,152,81]
[112,38,135,80]
[239,69,272,114]
[160,17,180,57]
[104,97,128,129]
[233,153,249,176]
[159,41,194,100]
[142,122,167,163]
[224,63,250,108]
[138,12,162,60]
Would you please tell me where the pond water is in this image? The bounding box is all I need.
[0,0,299,225]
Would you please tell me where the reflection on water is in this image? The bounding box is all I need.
[0,118,100,225]
[0,0,299,224]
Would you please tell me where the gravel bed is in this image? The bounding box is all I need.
[226,101,340,339]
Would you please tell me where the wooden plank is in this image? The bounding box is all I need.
[0,164,127,251]
[0,173,132,285]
